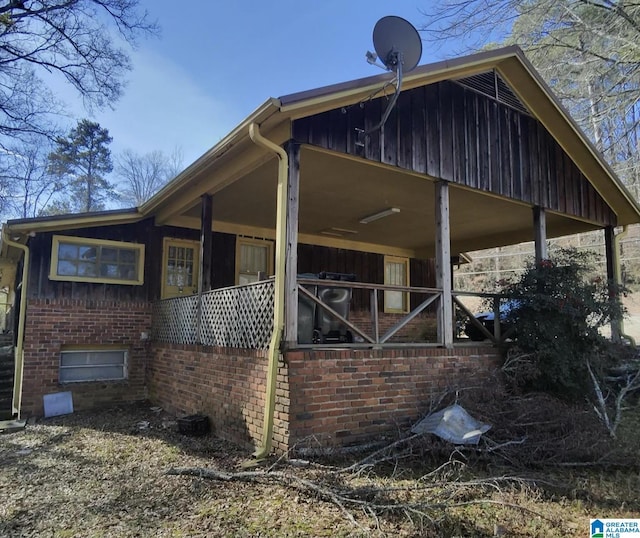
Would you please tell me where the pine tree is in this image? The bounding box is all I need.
[47,119,116,214]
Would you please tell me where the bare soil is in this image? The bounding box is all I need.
[0,398,638,537]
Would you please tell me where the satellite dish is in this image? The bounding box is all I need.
[356,16,422,145]
[373,16,422,73]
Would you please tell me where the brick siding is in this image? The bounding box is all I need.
[21,298,152,416]
[147,344,289,451]
[285,347,500,448]
[147,341,499,453]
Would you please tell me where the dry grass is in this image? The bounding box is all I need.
[0,398,638,537]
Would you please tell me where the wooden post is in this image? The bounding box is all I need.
[604,225,621,343]
[533,206,547,263]
[283,141,300,348]
[199,194,213,293]
[196,194,213,343]
[435,180,453,348]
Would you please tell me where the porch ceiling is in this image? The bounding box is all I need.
[180,145,600,258]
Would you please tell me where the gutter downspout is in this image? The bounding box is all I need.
[614,226,635,346]
[248,123,288,460]
[1,230,29,419]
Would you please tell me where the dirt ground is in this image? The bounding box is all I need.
[1,395,639,537]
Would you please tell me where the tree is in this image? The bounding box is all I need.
[0,0,157,147]
[47,119,116,213]
[0,134,63,219]
[420,0,640,189]
[116,148,183,206]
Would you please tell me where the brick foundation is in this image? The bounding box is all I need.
[21,298,152,416]
[147,344,288,451]
[285,347,500,448]
[147,342,499,453]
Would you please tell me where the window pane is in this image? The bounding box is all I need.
[60,350,126,383]
[100,264,119,277]
[79,246,96,260]
[120,250,136,263]
[58,243,78,260]
[53,237,142,284]
[57,260,78,276]
[78,262,97,277]
[101,247,118,262]
[386,291,404,311]
[61,350,126,366]
[60,365,124,383]
[240,243,268,273]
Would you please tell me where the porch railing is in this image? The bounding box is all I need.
[151,277,510,349]
[296,277,443,347]
[452,291,513,345]
[152,280,275,349]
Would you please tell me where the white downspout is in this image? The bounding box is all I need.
[248,123,288,459]
[1,230,29,419]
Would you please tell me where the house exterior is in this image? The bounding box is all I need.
[1,46,639,454]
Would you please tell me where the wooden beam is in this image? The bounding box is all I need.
[533,206,548,262]
[435,181,453,348]
[283,141,300,348]
[604,225,621,342]
[199,194,213,292]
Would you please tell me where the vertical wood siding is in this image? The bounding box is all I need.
[28,220,434,305]
[292,80,616,226]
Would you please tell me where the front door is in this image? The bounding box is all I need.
[161,238,200,299]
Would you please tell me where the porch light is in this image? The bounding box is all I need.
[359,207,400,224]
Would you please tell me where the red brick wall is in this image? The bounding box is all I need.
[147,344,290,451]
[285,347,500,448]
[21,299,152,416]
[147,342,499,454]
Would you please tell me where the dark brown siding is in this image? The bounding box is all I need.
[297,243,435,311]
[27,220,238,301]
[293,80,616,226]
[28,220,436,306]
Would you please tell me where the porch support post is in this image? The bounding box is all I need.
[283,141,300,348]
[435,180,454,348]
[533,206,547,263]
[604,225,621,343]
[199,194,213,292]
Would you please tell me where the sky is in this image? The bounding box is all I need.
[72,1,454,168]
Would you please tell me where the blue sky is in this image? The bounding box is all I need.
[76,1,453,168]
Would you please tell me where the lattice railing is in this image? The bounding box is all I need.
[152,280,275,349]
[199,280,274,348]
[152,294,198,344]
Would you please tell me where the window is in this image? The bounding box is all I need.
[236,238,273,285]
[384,256,410,313]
[161,238,199,298]
[59,348,127,383]
[50,235,144,285]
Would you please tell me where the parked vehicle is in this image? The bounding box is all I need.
[464,300,518,341]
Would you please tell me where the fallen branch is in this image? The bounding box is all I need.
[166,465,556,528]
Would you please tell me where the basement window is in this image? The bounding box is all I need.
[59,348,128,383]
[50,235,145,285]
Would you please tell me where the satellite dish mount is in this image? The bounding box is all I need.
[357,16,422,145]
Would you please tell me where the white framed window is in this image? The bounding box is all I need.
[384,255,410,313]
[235,237,273,285]
[59,348,128,383]
[50,235,144,285]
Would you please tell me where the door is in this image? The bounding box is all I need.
[161,238,200,299]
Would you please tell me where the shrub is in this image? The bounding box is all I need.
[500,248,626,400]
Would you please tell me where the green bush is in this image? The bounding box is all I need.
[500,248,626,399]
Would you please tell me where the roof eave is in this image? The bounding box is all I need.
[140,98,282,216]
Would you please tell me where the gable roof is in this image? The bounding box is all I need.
[3,46,639,251]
